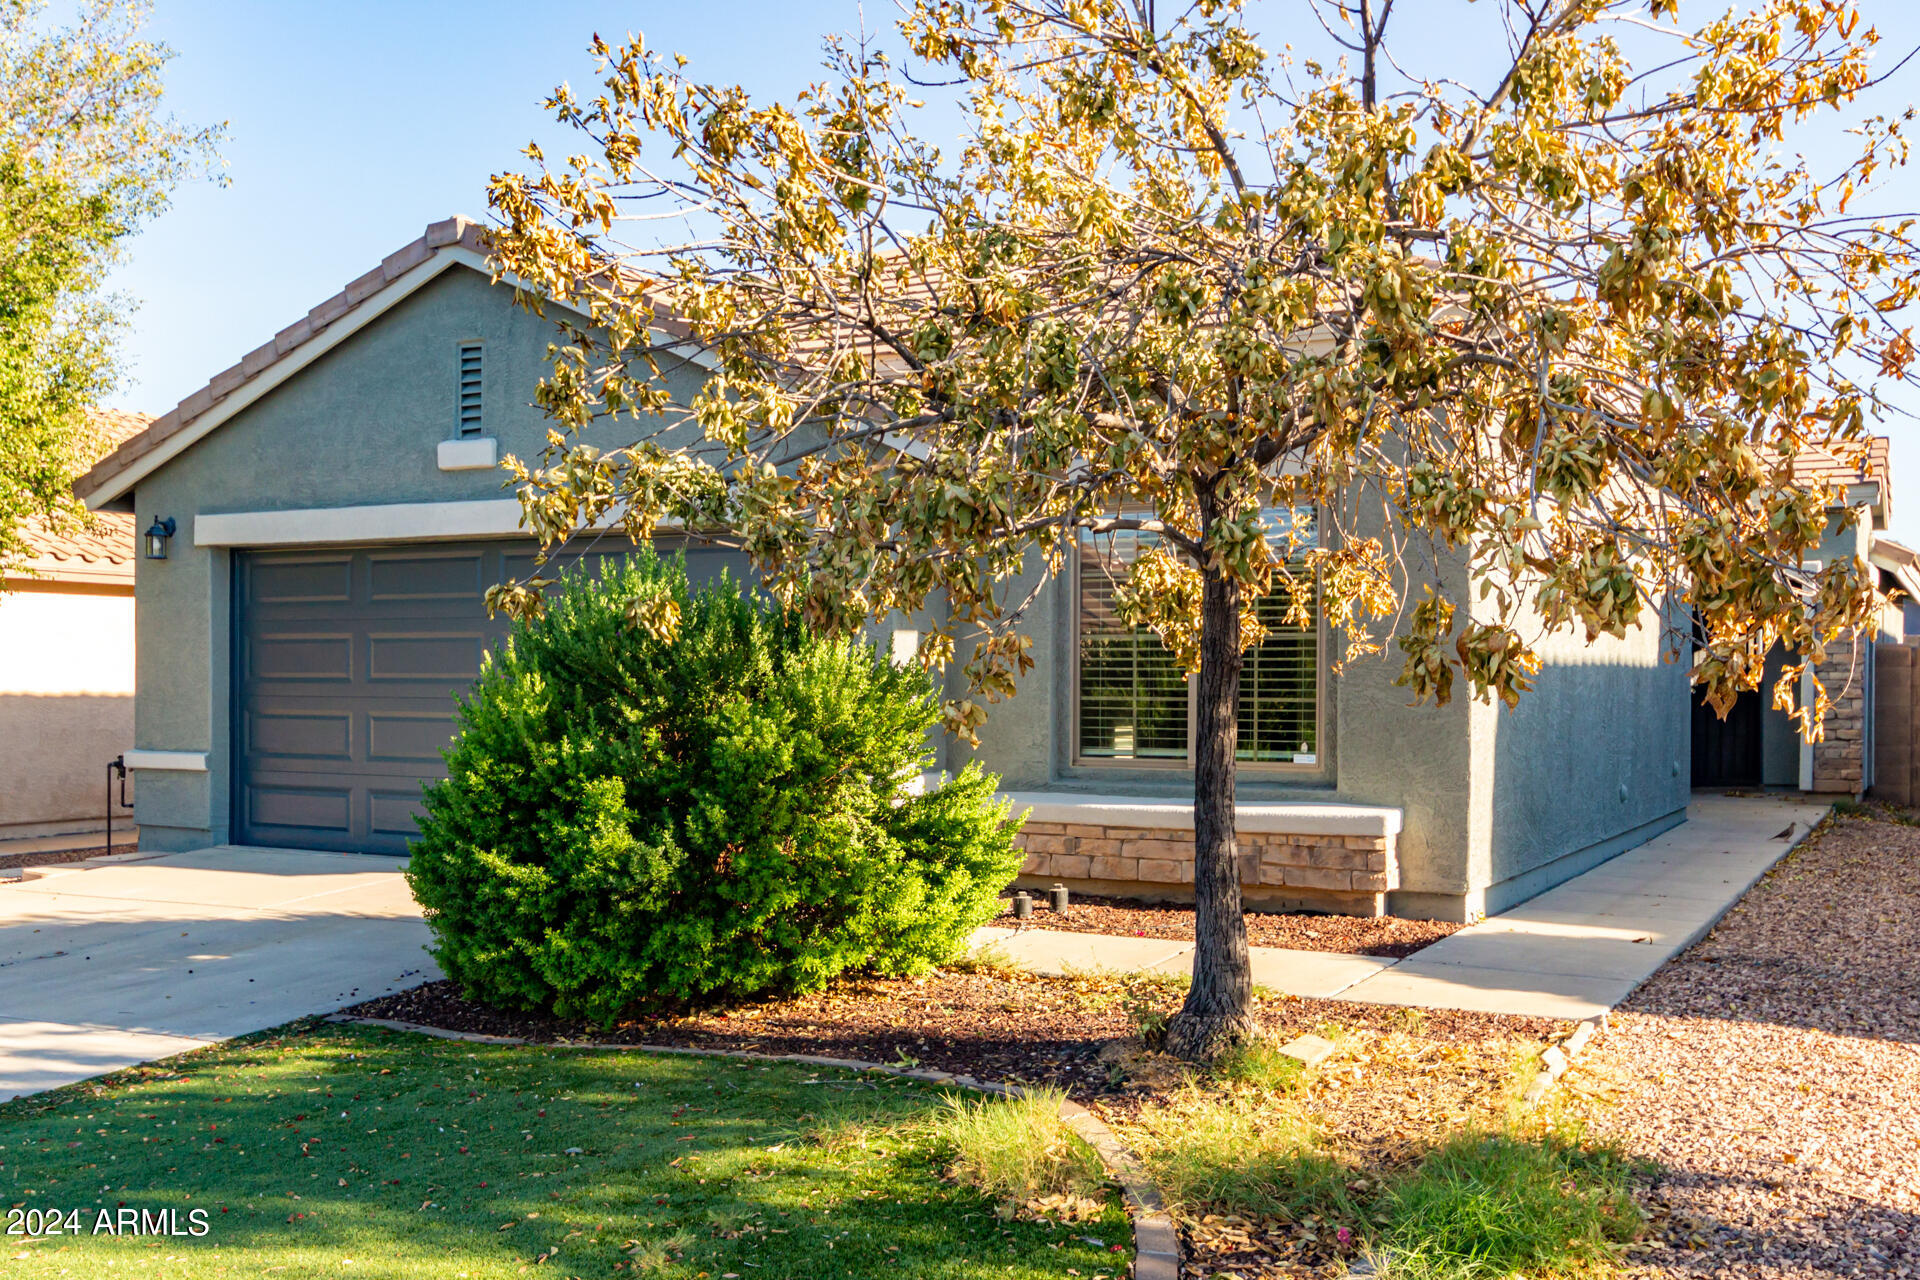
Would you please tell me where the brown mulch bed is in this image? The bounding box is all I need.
[990,891,1461,957]
[0,841,136,873]
[1566,810,1920,1278]
[348,968,1560,1115]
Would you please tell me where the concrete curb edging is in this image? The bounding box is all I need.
[325,1014,1179,1279]
[1520,1012,1605,1109]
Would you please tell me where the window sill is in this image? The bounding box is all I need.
[437,437,498,471]
[1002,790,1400,838]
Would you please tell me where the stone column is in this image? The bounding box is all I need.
[1809,632,1868,794]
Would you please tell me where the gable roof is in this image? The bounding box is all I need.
[75,217,496,508]
[12,410,152,585]
[1872,536,1920,605]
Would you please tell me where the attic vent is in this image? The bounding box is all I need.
[456,343,483,437]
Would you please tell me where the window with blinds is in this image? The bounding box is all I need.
[1078,531,1191,759]
[1076,512,1319,766]
[456,343,484,437]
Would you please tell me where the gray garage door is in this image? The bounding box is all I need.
[233,541,739,854]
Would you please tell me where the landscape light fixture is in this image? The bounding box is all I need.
[144,517,176,560]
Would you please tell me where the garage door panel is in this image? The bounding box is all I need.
[367,710,458,762]
[244,783,353,833]
[250,633,354,681]
[369,790,429,840]
[247,709,353,761]
[366,632,489,681]
[247,556,354,604]
[236,544,523,854]
[368,552,487,601]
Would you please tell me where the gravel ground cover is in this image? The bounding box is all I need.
[989,892,1461,957]
[0,841,136,873]
[1565,811,1920,1278]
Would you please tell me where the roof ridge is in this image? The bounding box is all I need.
[75,216,490,504]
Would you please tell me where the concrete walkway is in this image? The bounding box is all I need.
[974,792,1832,1020]
[0,846,435,1101]
[970,922,1401,998]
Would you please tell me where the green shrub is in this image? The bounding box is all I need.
[406,550,1022,1023]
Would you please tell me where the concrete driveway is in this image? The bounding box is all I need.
[0,846,436,1101]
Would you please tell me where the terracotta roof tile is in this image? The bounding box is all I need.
[12,510,138,585]
[10,410,150,584]
[1771,436,1890,490]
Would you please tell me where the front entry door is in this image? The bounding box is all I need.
[1692,686,1763,788]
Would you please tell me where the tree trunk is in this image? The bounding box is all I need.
[1162,548,1257,1063]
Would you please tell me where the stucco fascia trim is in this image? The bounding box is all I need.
[81,251,468,508]
[76,242,632,510]
[1002,790,1402,837]
[124,749,208,772]
[192,499,654,548]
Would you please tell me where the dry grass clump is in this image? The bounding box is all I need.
[932,1086,1109,1213]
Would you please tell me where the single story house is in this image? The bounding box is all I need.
[3,410,148,845]
[73,218,1875,921]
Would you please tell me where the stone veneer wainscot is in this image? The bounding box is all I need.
[1003,793,1402,917]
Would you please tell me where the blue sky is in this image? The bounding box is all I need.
[99,1,1920,540]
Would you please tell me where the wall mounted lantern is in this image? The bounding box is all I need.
[144,517,176,560]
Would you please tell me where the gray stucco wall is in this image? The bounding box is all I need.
[1473,602,1692,916]
[127,263,710,850]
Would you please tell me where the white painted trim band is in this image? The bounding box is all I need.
[1002,791,1402,838]
[193,499,528,547]
[191,498,659,549]
[124,749,208,772]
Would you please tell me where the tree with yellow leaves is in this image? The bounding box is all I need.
[487,0,1917,1060]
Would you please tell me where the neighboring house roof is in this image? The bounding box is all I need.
[10,410,152,586]
[1779,437,1890,490]
[75,218,497,508]
[1871,536,1920,607]
[1762,436,1892,531]
[13,511,139,586]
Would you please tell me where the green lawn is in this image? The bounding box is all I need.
[0,1022,1130,1279]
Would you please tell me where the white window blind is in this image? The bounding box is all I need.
[1076,510,1318,765]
